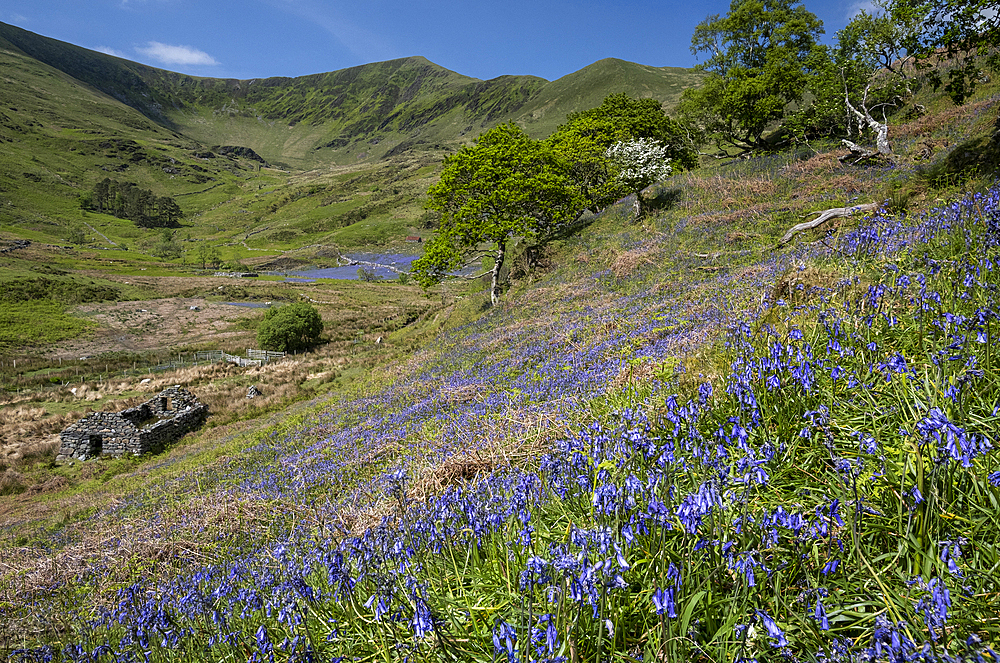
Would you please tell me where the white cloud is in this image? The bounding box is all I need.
[95,46,129,59]
[847,1,878,18]
[136,41,220,66]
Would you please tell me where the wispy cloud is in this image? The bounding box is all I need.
[263,0,395,63]
[847,1,878,18]
[136,42,220,66]
[95,46,129,59]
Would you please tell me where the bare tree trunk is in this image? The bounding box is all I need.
[490,243,505,307]
[843,76,892,158]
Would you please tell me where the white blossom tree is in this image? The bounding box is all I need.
[605,138,673,217]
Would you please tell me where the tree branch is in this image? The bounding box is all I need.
[777,203,880,246]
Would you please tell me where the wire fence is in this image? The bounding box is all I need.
[1,349,288,396]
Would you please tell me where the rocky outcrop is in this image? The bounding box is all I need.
[213,146,269,166]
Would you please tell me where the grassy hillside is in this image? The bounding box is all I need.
[0,41,263,244]
[0,19,704,292]
[2,52,999,661]
[515,58,704,137]
[0,20,701,170]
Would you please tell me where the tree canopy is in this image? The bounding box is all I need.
[256,303,324,353]
[893,0,1000,104]
[413,97,690,305]
[786,7,913,153]
[547,94,695,212]
[411,123,585,306]
[84,178,183,228]
[678,0,826,153]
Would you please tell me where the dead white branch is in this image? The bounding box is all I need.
[777,203,880,246]
[841,71,893,161]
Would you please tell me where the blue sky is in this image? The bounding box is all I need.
[1,0,873,82]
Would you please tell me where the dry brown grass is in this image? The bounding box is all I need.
[334,407,566,537]
[895,99,995,140]
[688,204,773,229]
[0,489,292,641]
[611,247,659,279]
[772,266,847,305]
[689,176,778,208]
[0,468,28,496]
[784,151,846,177]
[0,405,74,477]
[607,360,659,394]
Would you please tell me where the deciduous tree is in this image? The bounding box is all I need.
[412,123,584,306]
[679,0,826,153]
[893,0,1000,104]
[788,6,915,157]
[547,94,694,212]
[256,303,324,353]
[605,138,674,217]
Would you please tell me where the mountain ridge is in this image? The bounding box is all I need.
[0,20,702,167]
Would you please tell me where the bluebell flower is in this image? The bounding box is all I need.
[755,610,788,648]
[813,597,829,631]
[492,618,518,662]
[532,614,559,656]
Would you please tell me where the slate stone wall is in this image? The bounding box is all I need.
[58,386,207,461]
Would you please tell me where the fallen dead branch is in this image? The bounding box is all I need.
[777,202,880,246]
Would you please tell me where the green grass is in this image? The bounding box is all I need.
[0,299,93,351]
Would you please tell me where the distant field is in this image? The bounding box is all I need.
[0,299,93,352]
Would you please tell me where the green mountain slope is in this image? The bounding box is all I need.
[0,42,263,245]
[0,20,702,253]
[0,21,701,168]
[515,58,705,137]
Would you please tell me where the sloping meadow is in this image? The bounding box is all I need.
[5,185,1000,660]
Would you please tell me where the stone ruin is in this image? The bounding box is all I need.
[57,386,207,461]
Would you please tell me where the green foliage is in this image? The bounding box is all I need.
[152,239,182,259]
[547,94,695,212]
[65,226,87,245]
[256,303,324,352]
[679,0,826,152]
[2,277,121,304]
[195,243,221,270]
[86,178,183,228]
[891,0,1000,104]
[787,7,913,144]
[356,266,379,282]
[412,123,584,302]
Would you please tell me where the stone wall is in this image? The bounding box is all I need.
[58,386,207,461]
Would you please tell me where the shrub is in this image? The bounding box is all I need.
[255,303,324,352]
